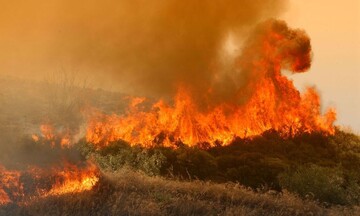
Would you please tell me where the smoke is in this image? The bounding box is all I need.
[195,19,312,107]
[231,19,312,103]
[0,0,285,98]
[0,1,292,167]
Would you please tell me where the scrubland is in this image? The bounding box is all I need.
[0,76,359,215]
[2,169,359,216]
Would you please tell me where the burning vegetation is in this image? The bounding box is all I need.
[0,0,358,213]
[0,126,99,206]
[86,20,336,149]
[0,162,99,206]
[0,20,342,211]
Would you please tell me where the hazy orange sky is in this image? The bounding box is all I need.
[0,0,359,131]
[281,0,360,132]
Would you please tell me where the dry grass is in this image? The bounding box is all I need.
[2,169,358,216]
[0,77,359,215]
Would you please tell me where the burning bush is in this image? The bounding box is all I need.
[0,129,100,206]
[77,128,360,205]
[85,20,336,150]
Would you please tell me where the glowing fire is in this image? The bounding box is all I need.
[86,86,335,148]
[0,189,10,206]
[45,163,99,196]
[0,123,99,206]
[86,20,336,148]
[0,166,23,205]
[32,124,72,148]
[0,163,99,206]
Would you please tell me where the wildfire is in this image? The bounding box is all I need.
[0,189,10,206]
[0,166,23,205]
[0,116,100,206]
[32,124,72,148]
[0,165,24,205]
[1,129,99,206]
[0,162,99,206]
[45,162,99,196]
[86,20,336,148]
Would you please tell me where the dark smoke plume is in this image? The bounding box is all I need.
[0,1,289,167]
[0,0,285,98]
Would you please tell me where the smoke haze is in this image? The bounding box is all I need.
[0,0,285,98]
[0,0,288,166]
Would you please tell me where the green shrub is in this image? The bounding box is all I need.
[278,165,360,205]
[134,148,167,176]
[175,147,217,180]
[77,129,360,202]
[83,141,167,176]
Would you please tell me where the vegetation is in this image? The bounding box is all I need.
[77,128,360,206]
[2,169,359,216]
[1,76,360,215]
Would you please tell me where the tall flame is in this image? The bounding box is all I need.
[85,20,336,148]
[86,86,335,148]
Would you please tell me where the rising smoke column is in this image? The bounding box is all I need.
[232,19,312,105]
[0,0,285,95]
[86,19,336,148]
[202,18,313,107]
[228,19,336,136]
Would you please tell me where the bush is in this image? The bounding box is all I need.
[77,129,360,202]
[278,165,360,205]
[83,140,167,176]
[174,147,218,180]
[134,148,167,176]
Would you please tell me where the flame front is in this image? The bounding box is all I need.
[45,163,99,196]
[0,166,23,205]
[86,20,336,148]
[86,86,335,148]
[0,163,99,206]
[34,124,72,148]
[1,122,98,206]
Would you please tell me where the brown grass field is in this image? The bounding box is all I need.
[2,169,359,216]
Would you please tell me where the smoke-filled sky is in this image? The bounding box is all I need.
[0,0,359,131]
[281,0,360,132]
[0,0,283,93]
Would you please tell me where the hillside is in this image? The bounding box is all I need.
[0,76,359,215]
[2,169,359,216]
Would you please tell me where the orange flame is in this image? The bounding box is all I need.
[0,162,99,206]
[85,20,336,148]
[45,162,99,196]
[32,124,72,148]
[86,85,335,148]
[0,165,23,205]
[0,189,10,206]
